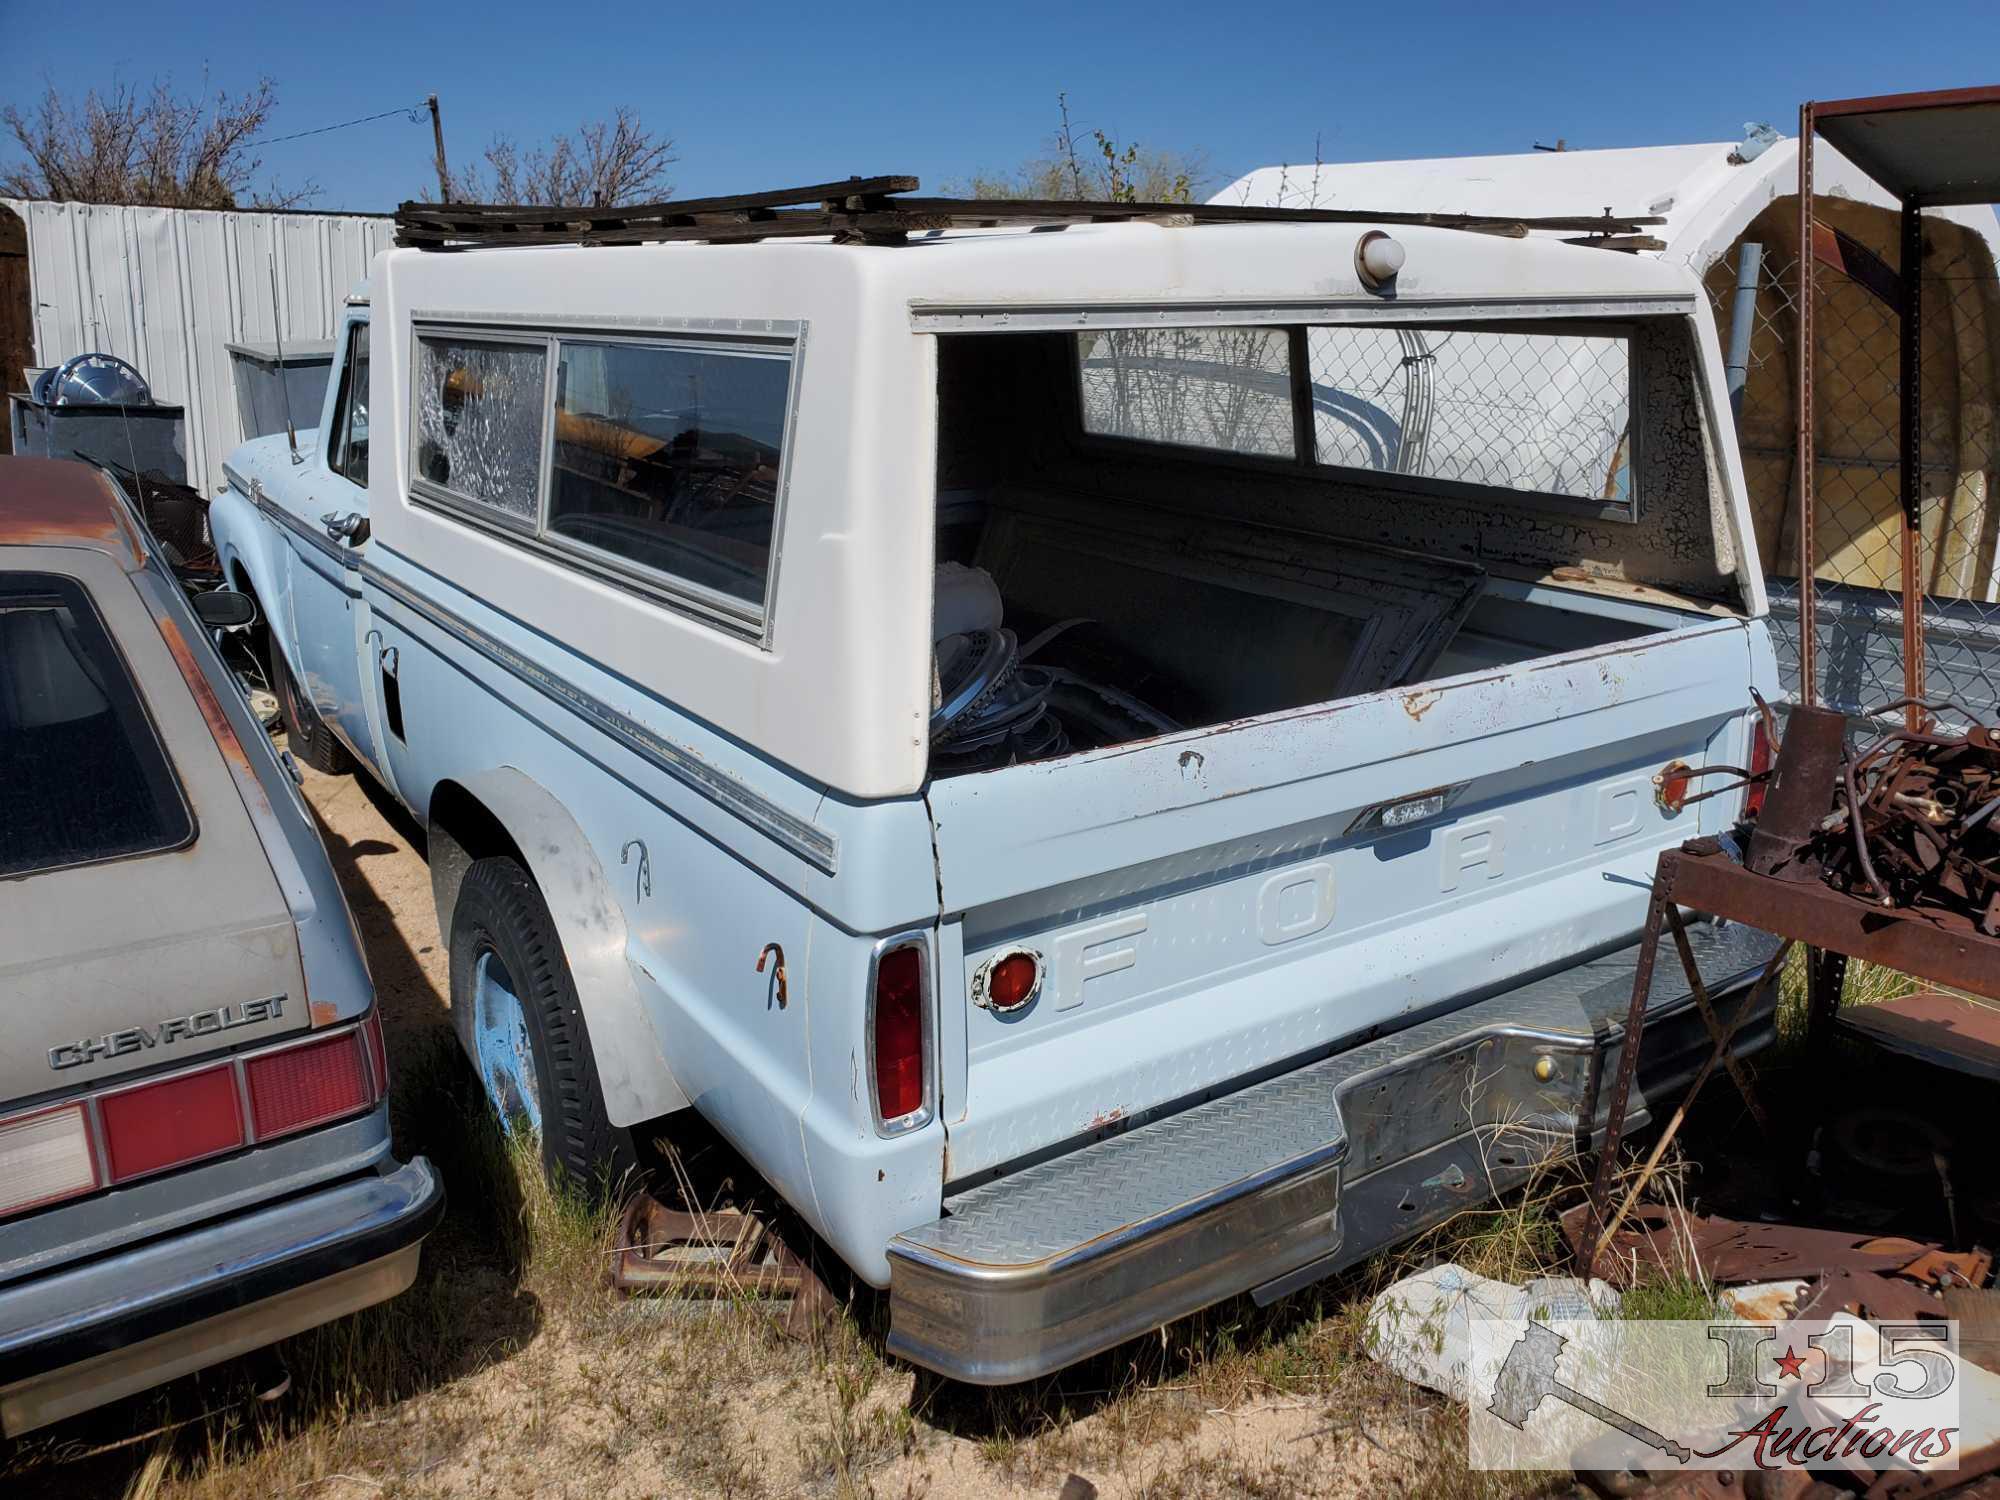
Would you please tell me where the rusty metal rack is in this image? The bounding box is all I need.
[393,174,1664,250]
[1584,833,2000,1271]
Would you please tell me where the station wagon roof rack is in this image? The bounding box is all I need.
[392,175,1666,251]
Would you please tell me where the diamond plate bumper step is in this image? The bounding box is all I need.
[886,920,1780,1384]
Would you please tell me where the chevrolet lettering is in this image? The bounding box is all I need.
[48,996,288,1070]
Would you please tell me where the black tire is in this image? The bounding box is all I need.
[449,856,637,1194]
[270,644,352,774]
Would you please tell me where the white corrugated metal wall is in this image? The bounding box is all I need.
[5,199,393,489]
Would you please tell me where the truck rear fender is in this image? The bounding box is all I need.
[426,767,692,1126]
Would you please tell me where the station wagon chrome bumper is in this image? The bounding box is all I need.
[0,1157,443,1435]
[887,922,1780,1385]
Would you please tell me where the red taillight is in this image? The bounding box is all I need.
[246,1032,372,1139]
[1745,717,1776,818]
[362,1008,390,1095]
[872,945,927,1124]
[99,1065,244,1182]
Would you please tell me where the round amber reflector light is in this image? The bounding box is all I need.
[983,951,1041,1013]
[1654,760,1693,814]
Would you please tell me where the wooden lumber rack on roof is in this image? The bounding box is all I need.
[393,174,1666,250]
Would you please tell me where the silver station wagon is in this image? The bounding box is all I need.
[0,456,442,1437]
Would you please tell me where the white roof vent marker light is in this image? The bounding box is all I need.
[1356,231,1406,290]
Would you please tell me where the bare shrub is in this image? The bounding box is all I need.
[2,77,314,209]
[953,93,1211,204]
[433,106,675,208]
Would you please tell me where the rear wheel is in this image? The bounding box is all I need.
[270,645,351,774]
[449,856,636,1194]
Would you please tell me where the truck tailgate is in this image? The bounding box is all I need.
[924,617,1755,1181]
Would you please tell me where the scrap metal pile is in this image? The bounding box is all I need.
[1744,698,2000,936]
[1819,704,2000,933]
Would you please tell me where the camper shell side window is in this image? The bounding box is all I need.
[404,323,799,639]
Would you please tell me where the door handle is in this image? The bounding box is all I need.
[320,511,369,545]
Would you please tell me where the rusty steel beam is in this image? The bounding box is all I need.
[1582,866,1672,1273]
[1901,198,1927,726]
[1797,102,1819,708]
[1667,839,2000,1001]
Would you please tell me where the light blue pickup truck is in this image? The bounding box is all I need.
[210,207,1780,1383]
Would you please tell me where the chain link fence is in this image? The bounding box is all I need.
[1304,327,1632,503]
[1700,211,2000,729]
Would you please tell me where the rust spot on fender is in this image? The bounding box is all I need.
[153,612,259,781]
[1402,689,1442,721]
[309,998,341,1027]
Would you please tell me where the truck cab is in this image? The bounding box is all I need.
[222,296,383,785]
[212,205,1781,1384]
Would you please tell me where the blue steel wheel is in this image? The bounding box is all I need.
[472,949,544,1139]
[448,856,637,1193]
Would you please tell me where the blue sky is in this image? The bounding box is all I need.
[4,0,1998,211]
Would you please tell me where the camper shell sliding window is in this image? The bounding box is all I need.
[927,312,1733,779]
[406,324,800,639]
[1073,322,1639,521]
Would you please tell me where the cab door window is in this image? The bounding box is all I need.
[327,322,371,487]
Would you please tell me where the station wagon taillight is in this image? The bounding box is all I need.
[246,1032,371,1138]
[99,1065,244,1181]
[870,942,930,1130]
[0,1105,99,1218]
[0,1014,385,1221]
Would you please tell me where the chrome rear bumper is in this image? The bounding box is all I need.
[0,1157,443,1435]
[888,922,1779,1385]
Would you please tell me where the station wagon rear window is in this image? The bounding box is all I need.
[0,573,192,878]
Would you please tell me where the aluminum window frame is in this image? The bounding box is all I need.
[1061,312,1653,527]
[404,318,804,646]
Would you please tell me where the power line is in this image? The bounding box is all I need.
[260,101,430,148]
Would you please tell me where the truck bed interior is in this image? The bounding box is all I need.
[926,324,1740,776]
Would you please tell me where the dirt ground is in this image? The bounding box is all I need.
[2,756,1520,1500]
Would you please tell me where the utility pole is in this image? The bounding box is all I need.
[427,94,451,201]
